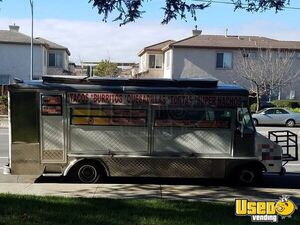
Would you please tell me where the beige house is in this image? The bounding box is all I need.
[0,24,71,85]
[138,30,300,99]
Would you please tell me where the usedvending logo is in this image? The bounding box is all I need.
[235,195,297,222]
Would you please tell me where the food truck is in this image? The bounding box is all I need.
[6,76,298,184]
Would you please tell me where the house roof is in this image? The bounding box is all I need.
[138,40,175,56]
[0,30,42,45]
[169,35,300,50]
[0,30,70,55]
[35,37,70,55]
[140,35,300,55]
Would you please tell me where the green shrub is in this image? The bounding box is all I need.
[0,96,8,115]
[272,100,300,108]
[250,103,257,112]
[0,96,8,106]
[289,108,300,113]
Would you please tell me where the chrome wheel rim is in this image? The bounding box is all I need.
[240,170,255,184]
[78,165,98,183]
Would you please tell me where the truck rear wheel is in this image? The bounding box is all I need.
[70,160,105,184]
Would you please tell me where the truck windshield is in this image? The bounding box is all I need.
[238,107,255,133]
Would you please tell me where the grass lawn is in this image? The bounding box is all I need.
[0,194,299,225]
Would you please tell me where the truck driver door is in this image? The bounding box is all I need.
[40,93,66,163]
[234,107,255,157]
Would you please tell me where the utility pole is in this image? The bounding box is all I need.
[30,0,34,80]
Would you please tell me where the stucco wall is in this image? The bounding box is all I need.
[139,51,164,78]
[172,47,300,99]
[0,43,45,81]
[163,49,173,79]
[46,50,69,75]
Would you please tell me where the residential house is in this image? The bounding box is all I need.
[138,30,300,99]
[0,24,71,85]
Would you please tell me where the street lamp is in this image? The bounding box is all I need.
[29,0,33,80]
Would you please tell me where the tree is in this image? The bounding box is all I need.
[89,0,291,25]
[236,49,299,112]
[94,60,119,77]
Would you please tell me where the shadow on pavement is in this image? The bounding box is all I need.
[35,172,300,189]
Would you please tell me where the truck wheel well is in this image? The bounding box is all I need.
[226,161,266,178]
[66,159,108,178]
[226,161,266,185]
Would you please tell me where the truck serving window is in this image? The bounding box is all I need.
[70,108,147,126]
[155,109,232,129]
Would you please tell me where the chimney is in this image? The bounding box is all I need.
[192,25,202,36]
[9,23,20,32]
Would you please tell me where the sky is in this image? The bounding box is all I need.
[0,0,299,63]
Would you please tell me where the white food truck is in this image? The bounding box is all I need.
[6,76,298,184]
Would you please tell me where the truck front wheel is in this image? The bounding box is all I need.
[232,166,263,185]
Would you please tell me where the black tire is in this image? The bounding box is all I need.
[231,166,263,186]
[70,161,104,184]
[286,119,295,127]
[252,119,258,126]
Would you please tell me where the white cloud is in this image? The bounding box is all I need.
[0,18,299,64]
[0,18,193,63]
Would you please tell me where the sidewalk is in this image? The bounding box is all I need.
[0,171,300,204]
[0,182,300,204]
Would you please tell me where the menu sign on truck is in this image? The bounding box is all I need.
[68,93,246,107]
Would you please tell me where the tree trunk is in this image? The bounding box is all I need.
[256,85,260,112]
[268,89,272,102]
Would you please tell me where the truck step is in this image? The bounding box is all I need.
[42,172,63,177]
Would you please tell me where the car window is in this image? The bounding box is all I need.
[265,109,275,114]
[276,109,289,114]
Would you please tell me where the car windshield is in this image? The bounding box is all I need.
[238,107,255,133]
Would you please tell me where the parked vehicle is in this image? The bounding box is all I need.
[260,101,275,110]
[252,108,300,127]
[6,76,297,185]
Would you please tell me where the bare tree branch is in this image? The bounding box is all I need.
[236,48,299,111]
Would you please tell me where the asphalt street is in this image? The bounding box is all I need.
[256,126,300,172]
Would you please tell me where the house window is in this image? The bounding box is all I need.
[48,52,63,68]
[296,52,300,59]
[243,52,257,59]
[149,54,163,69]
[216,52,232,69]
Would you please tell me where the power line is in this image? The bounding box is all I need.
[195,0,300,10]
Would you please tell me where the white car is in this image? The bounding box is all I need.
[252,108,300,127]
